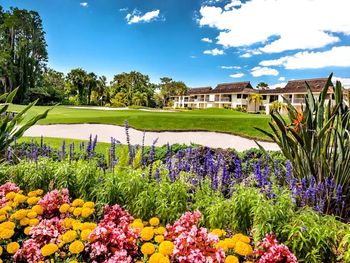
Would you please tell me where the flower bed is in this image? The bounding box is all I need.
[0,182,296,263]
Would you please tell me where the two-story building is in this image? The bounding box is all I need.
[172,78,339,115]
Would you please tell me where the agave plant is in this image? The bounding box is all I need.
[257,74,350,217]
[0,88,51,159]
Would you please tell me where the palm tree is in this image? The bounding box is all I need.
[270,101,286,113]
[97,76,107,106]
[132,92,148,106]
[248,93,263,112]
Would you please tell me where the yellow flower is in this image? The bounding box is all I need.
[0,245,2,255]
[24,226,31,235]
[83,201,95,209]
[14,209,28,220]
[6,242,20,254]
[225,255,239,263]
[234,241,253,256]
[130,221,144,229]
[81,229,92,241]
[72,220,83,231]
[140,227,154,241]
[41,243,58,257]
[155,235,164,243]
[80,222,97,230]
[36,189,44,196]
[32,205,44,215]
[59,204,70,213]
[155,226,166,235]
[216,240,229,252]
[159,257,170,263]
[14,194,27,203]
[159,241,174,256]
[149,253,164,263]
[81,207,94,218]
[20,217,30,226]
[29,218,40,226]
[149,217,160,226]
[224,238,236,249]
[62,218,74,229]
[72,199,84,207]
[27,191,38,197]
[238,235,250,243]
[61,230,77,243]
[141,242,155,256]
[73,207,82,217]
[27,211,38,219]
[27,197,40,205]
[211,229,226,237]
[0,229,15,239]
[69,240,84,254]
[1,221,15,229]
[0,215,6,222]
[70,261,79,263]
[5,192,16,200]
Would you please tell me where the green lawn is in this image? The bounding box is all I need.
[9,104,273,140]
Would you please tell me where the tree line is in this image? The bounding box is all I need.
[0,6,188,108]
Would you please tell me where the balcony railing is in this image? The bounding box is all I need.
[293,98,305,104]
[220,98,231,102]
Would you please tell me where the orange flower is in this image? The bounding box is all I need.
[293,112,304,132]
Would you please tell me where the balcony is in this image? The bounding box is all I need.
[292,98,305,104]
[220,97,231,102]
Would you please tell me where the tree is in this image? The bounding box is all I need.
[66,68,88,104]
[257,82,269,90]
[96,76,108,106]
[158,77,188,107]
[86,72,97,105]
[0,7,48,102]
[248,93,263,112]
[110,71,155,107]
[270,101,286,113]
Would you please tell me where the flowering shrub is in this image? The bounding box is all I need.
[254,234,297,263]
[0,183,296,262]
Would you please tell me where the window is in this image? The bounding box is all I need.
[237,94,242,99]
[262,95,267,100]
[243,94,248,99]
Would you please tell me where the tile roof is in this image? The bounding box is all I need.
[211,81,254,94]
[186,87,212,95]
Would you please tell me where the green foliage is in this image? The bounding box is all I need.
[0,88,50,157]
[257,74,350,216]
[280,209,346,262]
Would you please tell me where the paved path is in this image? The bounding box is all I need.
[24,124,279,151]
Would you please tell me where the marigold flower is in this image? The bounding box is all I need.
[149,253,164,263]
[5,192,16,200]
[0,246,2,255]
[83,201,95,209]
[216,240,229,252]
[41,243,58,257]
[159,257,170,263]
[159,241,174,256]
[0,229,14,239]
[24,226,31,235]
[70,261,78,263]
[224,238,236,249]
[81,207,94,218]
[73,207,82,217]
[6,242,20,254]
[62,218,74,228]
[140,227,154,241]
[27,211,38,219]
[155,226,166,235]
[141,242,155,255]
[72,199,84,207]
[14,194,27,203]
[59,203,70,213]
[19,217,30,226]
[27,191,38,197]
[13,209,28,220]
[80,222,97,230]
[61,230,77,243]
[225,255,239,263]
[234,241,253,256]
[69,240,84,254]
[130,221,144,229]
[32,205,44,215]
[36,189,44,196]
[27,196,40,205]
[29,218,40,226]
[155,235,164,243]
[81,229,92,241]
[0,215,6,222]
[1,221,15,229]
[211,228,225,237]
[149,217,160,226]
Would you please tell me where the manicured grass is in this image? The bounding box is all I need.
[9,104,273,140]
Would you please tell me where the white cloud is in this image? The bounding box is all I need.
[190,55,197,59]
[260,46,350,69]
[230,73,245,78]
[240,49,262,58]
[119,8,128,12]
[126,9,160,24]
[224,0,242,10]
[278,77,286,81]
[270,82,287,89]
[221,66,241,70]
[251,66,279,77]
[240,53,251,58]
[80,2,88,7]
[201,37,213,43]
[199,0,350,53]
[203,48,224,56]
[333,76,350,88]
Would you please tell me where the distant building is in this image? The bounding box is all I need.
[172,78,342,114]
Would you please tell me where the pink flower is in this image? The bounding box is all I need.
[38,189,70,218]
[0,182,20,208]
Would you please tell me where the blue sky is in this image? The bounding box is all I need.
[1,0,350,88]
